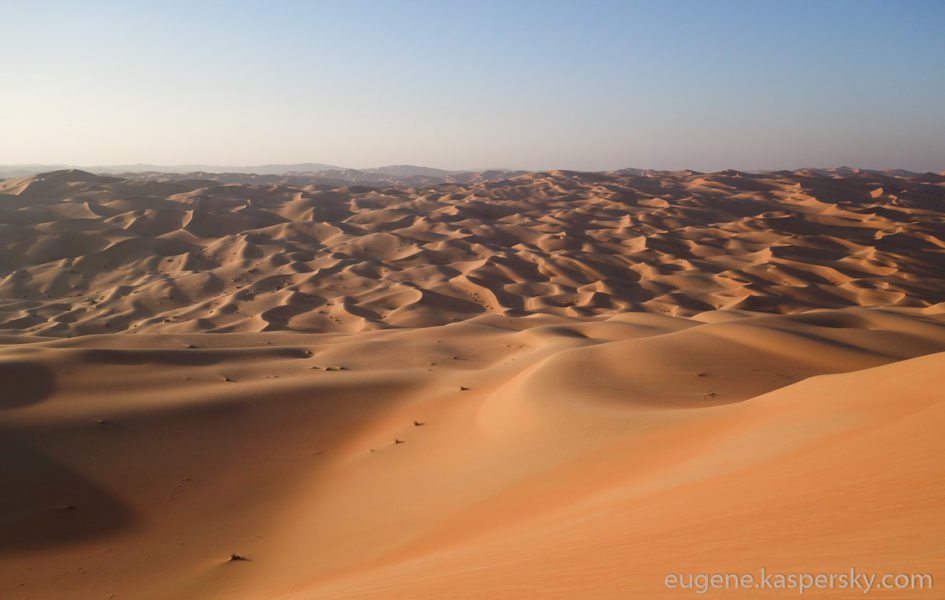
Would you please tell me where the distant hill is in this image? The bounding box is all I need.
[96,163,346,175]
[364,165,456,177]
[0,165,527,187]
[2,164,940,185]
[0,163,345,178]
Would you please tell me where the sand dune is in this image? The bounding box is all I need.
[2,168,944,337]
[1,168,944,598]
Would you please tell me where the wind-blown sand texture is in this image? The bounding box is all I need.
[1,168,944,599]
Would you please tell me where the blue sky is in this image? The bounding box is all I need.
[2,0,944,171]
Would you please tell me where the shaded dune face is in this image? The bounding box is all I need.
[0,168,943,336]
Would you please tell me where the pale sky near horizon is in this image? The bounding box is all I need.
[2,0,944,172]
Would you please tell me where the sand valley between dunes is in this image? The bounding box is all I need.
[1,168,944,599]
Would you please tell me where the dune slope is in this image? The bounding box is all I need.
[0,307,944,598]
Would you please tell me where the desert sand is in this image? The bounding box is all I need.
[1,168,944,599]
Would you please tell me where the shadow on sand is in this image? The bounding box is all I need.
[0,435,136,555]
[0,361,56,409]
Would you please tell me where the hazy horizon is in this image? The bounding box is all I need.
[2,161,943,176]
[2,0,944,172]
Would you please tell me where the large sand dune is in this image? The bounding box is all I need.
[1,168,944,598]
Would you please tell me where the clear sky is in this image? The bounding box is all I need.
[2,0,944,172]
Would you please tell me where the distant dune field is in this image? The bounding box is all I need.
[1,168,944,599]
[1,168,943,336]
